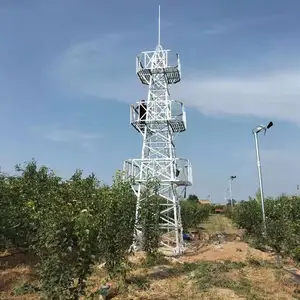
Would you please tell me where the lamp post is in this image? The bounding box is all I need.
[207,194,212,202]
[229,176,236,209]
[252,121,273,235]
[224,188,228,203]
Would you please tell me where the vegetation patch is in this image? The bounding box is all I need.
[231,195,300,264]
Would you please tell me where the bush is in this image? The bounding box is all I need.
[231,198,262,234]
[0,160,137,299]
[139,179,161,257]
[231,195,300,262]
[0,159,224,298]
[180,200,210,232]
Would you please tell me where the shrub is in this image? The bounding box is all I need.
[139,179,161,257]
[231,195,300,262]
[180,200,210,232]
[0,160,137,299]
[99,171,136,278]
[231,199,262,234]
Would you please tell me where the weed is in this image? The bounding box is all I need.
[140,252,170,267]
[126,275,150,290]
[177,260,265,300]
[246,253,274,269]
[12,281,39,295]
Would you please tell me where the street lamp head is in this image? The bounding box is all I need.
[253,121,274,135]
[253,125,265,134]
[230,175,236,180]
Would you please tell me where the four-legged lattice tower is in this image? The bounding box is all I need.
[123,6,192,255]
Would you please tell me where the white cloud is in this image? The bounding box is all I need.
[54,35,300,125]
[54,33,145,103]
[32,124,103,144]
[174,70,300,124]
[44,128,102,143]
[202,14,285,35]
[50,33,300,199]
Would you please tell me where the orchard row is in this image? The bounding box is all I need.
[231,195,300,262]
[0,160,210,299]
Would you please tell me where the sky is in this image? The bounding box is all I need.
[0,0,300,203]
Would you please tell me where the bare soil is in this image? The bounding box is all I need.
[181,241,273,263]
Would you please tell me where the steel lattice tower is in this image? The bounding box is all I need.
[123,6,192,255]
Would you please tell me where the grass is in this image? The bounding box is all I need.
[202,214,237,235]
[112,257,296,300]
[186,261,263,299]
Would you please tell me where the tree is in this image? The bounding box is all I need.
[1,160,137,299]
[99,171,136,279]
[139,179,162,264]
[227,199,237,206]
[187,194,198,202]
[230,195,300,263]
[180,200,210,232]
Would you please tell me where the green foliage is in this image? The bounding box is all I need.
[231,195,300,262]
[139,179,161,257]
[1,159,218,298]
[180,201,211,232]
[231,198,263,234]
[213,204,226,210]
[0,160,62,250]
[0,160,137,300]
[187,194,198,202]
[13,282,39,295]
[140,251,170,267]
[226,199,237,206]
[173,260,262,300]
[255,189,261,202]
[100,171,137,278]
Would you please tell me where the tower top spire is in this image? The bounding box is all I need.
[158,5,161,46]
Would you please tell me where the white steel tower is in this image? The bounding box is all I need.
[123,6,192,255]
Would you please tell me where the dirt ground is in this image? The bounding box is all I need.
[1,215,300,300]
[181,241,272,263]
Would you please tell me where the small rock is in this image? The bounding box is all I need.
[264,245,273,252]
[190,271,196,278]
[236,229,247,238]
[98,262,106,269]
[215,245,223,249]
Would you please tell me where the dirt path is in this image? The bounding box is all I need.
[181,241,273,263]
[181,215,274,263]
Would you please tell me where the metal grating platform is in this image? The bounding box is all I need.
[169,120,186,133]
[173,179,192,186]
[137,67,181,85]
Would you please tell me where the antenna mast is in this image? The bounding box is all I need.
[123,6,192,255]
[158,5,161,46]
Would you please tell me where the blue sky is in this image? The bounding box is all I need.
[1,0,300,202]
